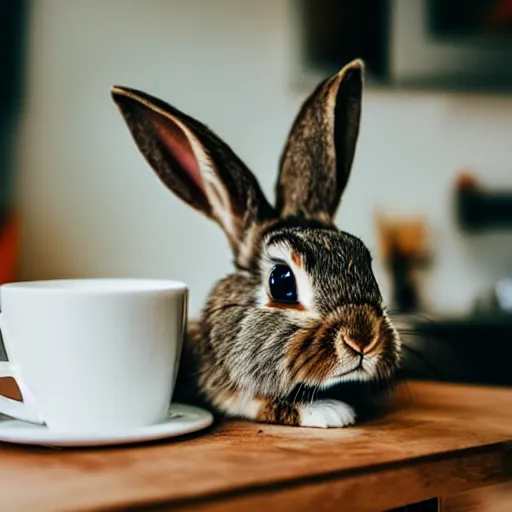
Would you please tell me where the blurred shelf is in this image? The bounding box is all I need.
[397,311,512,388]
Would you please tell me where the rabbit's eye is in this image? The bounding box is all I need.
[269,264,297,302]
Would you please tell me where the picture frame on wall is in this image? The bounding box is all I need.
[292,0,512,90]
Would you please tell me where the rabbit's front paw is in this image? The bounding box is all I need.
[299,399,356,428]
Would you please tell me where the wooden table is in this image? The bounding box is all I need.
[0,380,511,511]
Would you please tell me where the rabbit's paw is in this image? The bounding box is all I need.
[300,399,356,428]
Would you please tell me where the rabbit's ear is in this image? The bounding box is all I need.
[275,59,363,223]
[111,86,275,260]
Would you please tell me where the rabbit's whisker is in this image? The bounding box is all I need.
[310,385,319,405]
[292,382,305,405]
[400,343,443,380]
[386,309,436,324]
[397,329,427,336]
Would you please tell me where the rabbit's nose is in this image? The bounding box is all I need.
[334,303,383,355]
[342,334,380,355]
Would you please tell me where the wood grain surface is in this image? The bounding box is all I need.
[0,380,510,512]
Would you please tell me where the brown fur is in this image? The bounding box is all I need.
[256,399,301,426]
[276,60,363,222]
[287,322,338,383]
[291,251,302,268]
[266,300,307,311]
[336,304,382,353]
[111,59,401,428]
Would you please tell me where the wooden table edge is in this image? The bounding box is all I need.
[92,440,512,512]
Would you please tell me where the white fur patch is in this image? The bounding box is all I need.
[238,224,258,269]
[300,400,356,428]
[322,368,373,389]
[221,394,262,420]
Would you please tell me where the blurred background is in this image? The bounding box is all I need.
[1,0,512,386]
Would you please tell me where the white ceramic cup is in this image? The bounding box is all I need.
[0,278,187,433]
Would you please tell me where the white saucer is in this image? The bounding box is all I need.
[0,404,213,447]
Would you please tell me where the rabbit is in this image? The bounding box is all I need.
[111,58,401,428]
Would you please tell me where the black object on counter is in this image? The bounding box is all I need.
[456,174,512,231]
[398,313,512,387]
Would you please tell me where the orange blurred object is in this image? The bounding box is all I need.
[0,211,20,285]
[374,211,431,312]
[375,213,429,260]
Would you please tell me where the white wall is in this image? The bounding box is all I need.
[16,0,512,316]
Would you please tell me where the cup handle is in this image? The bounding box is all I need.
[0,316,45,424]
